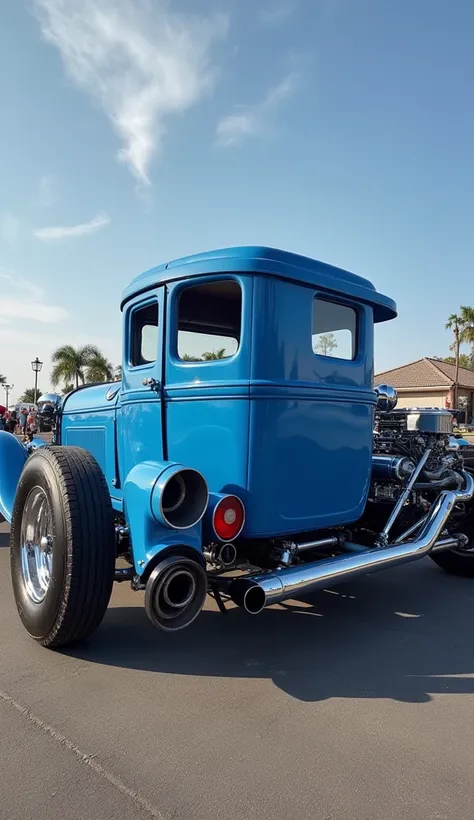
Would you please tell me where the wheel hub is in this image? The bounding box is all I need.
[20,487,53,604]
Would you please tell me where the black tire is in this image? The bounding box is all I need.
[430,548,474,577]
[10,446,116,648]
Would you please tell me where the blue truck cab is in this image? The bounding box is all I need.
[62,245,395,536]
[5,245,473,650]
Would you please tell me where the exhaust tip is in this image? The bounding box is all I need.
[159,468,209,530]
[229,579,266,614]
[243,585,266,615]
[219,542,237,567]
[145,556,207,631]
[204,542,237,567]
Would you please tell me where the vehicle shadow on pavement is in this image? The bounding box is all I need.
[65,561,474,704]
[0,530,8,549]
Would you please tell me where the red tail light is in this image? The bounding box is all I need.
[212,495,245,542]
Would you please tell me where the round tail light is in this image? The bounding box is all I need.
[212,495,245,542]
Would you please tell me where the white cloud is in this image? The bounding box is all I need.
[1,213,20,242]
[0,271,68,323]
[216,112,260,146]
[33,213,111,242]
[37,174,57,207]
[216,73,299,147]
[34,0,228,184]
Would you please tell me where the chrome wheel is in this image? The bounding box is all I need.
[20,487,53,604]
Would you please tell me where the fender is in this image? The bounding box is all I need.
[0,432,28,523]
[123,460,208,575]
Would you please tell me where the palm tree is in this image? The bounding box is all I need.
[459,306,474,366]
[86,353,114,383]
[442,353,473,370]
[446,314,462,408]
[202,348,227,360]
[0,374,5,385]
[51,344,101,389]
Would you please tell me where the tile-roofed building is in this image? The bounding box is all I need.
[375,357,474,419]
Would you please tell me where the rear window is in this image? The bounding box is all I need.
[312,298,357,360]
[177,280,242,361]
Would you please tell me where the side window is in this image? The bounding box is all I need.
[130,301,159,366]
[177,280,242,361]
[312,297,357,360]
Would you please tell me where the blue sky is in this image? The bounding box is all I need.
[1,0,473,400]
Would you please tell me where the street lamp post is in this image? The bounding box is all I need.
[4,384,13,408]
[31,357,43,405]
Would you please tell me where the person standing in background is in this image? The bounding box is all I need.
[27,408,37,435]
[9,410,17,433]
[19,409,27,436]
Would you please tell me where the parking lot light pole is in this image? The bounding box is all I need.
[31,357,43,405]
[4,384,13,408]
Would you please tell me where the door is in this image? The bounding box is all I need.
[117,287,165,483]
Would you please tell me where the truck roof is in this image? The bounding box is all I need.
[121,245,397,322]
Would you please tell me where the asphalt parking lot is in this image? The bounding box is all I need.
[1,520,474,820]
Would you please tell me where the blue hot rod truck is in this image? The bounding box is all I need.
[1,246,474,648]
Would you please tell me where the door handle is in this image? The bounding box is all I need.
[142,377,160,390]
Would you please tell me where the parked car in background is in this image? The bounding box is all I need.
[35,393,62,433]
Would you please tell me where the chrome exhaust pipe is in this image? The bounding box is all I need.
[230,472,474,615]
[204,542,237,567]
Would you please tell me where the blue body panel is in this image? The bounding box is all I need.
[61,383,122,510]
[246,394,373,535]
[244,275,375,534]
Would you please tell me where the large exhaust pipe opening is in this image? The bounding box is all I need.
[229,472,474,615]
[159,468,208,529]
[243,585,266,615]
[145,556,208,632]
[228,579,266,614]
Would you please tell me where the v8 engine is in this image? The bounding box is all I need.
[361,395,474,547]
[373,407,464,498]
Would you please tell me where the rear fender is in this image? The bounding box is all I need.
[0,432,28,523]
[123,460,206,576]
